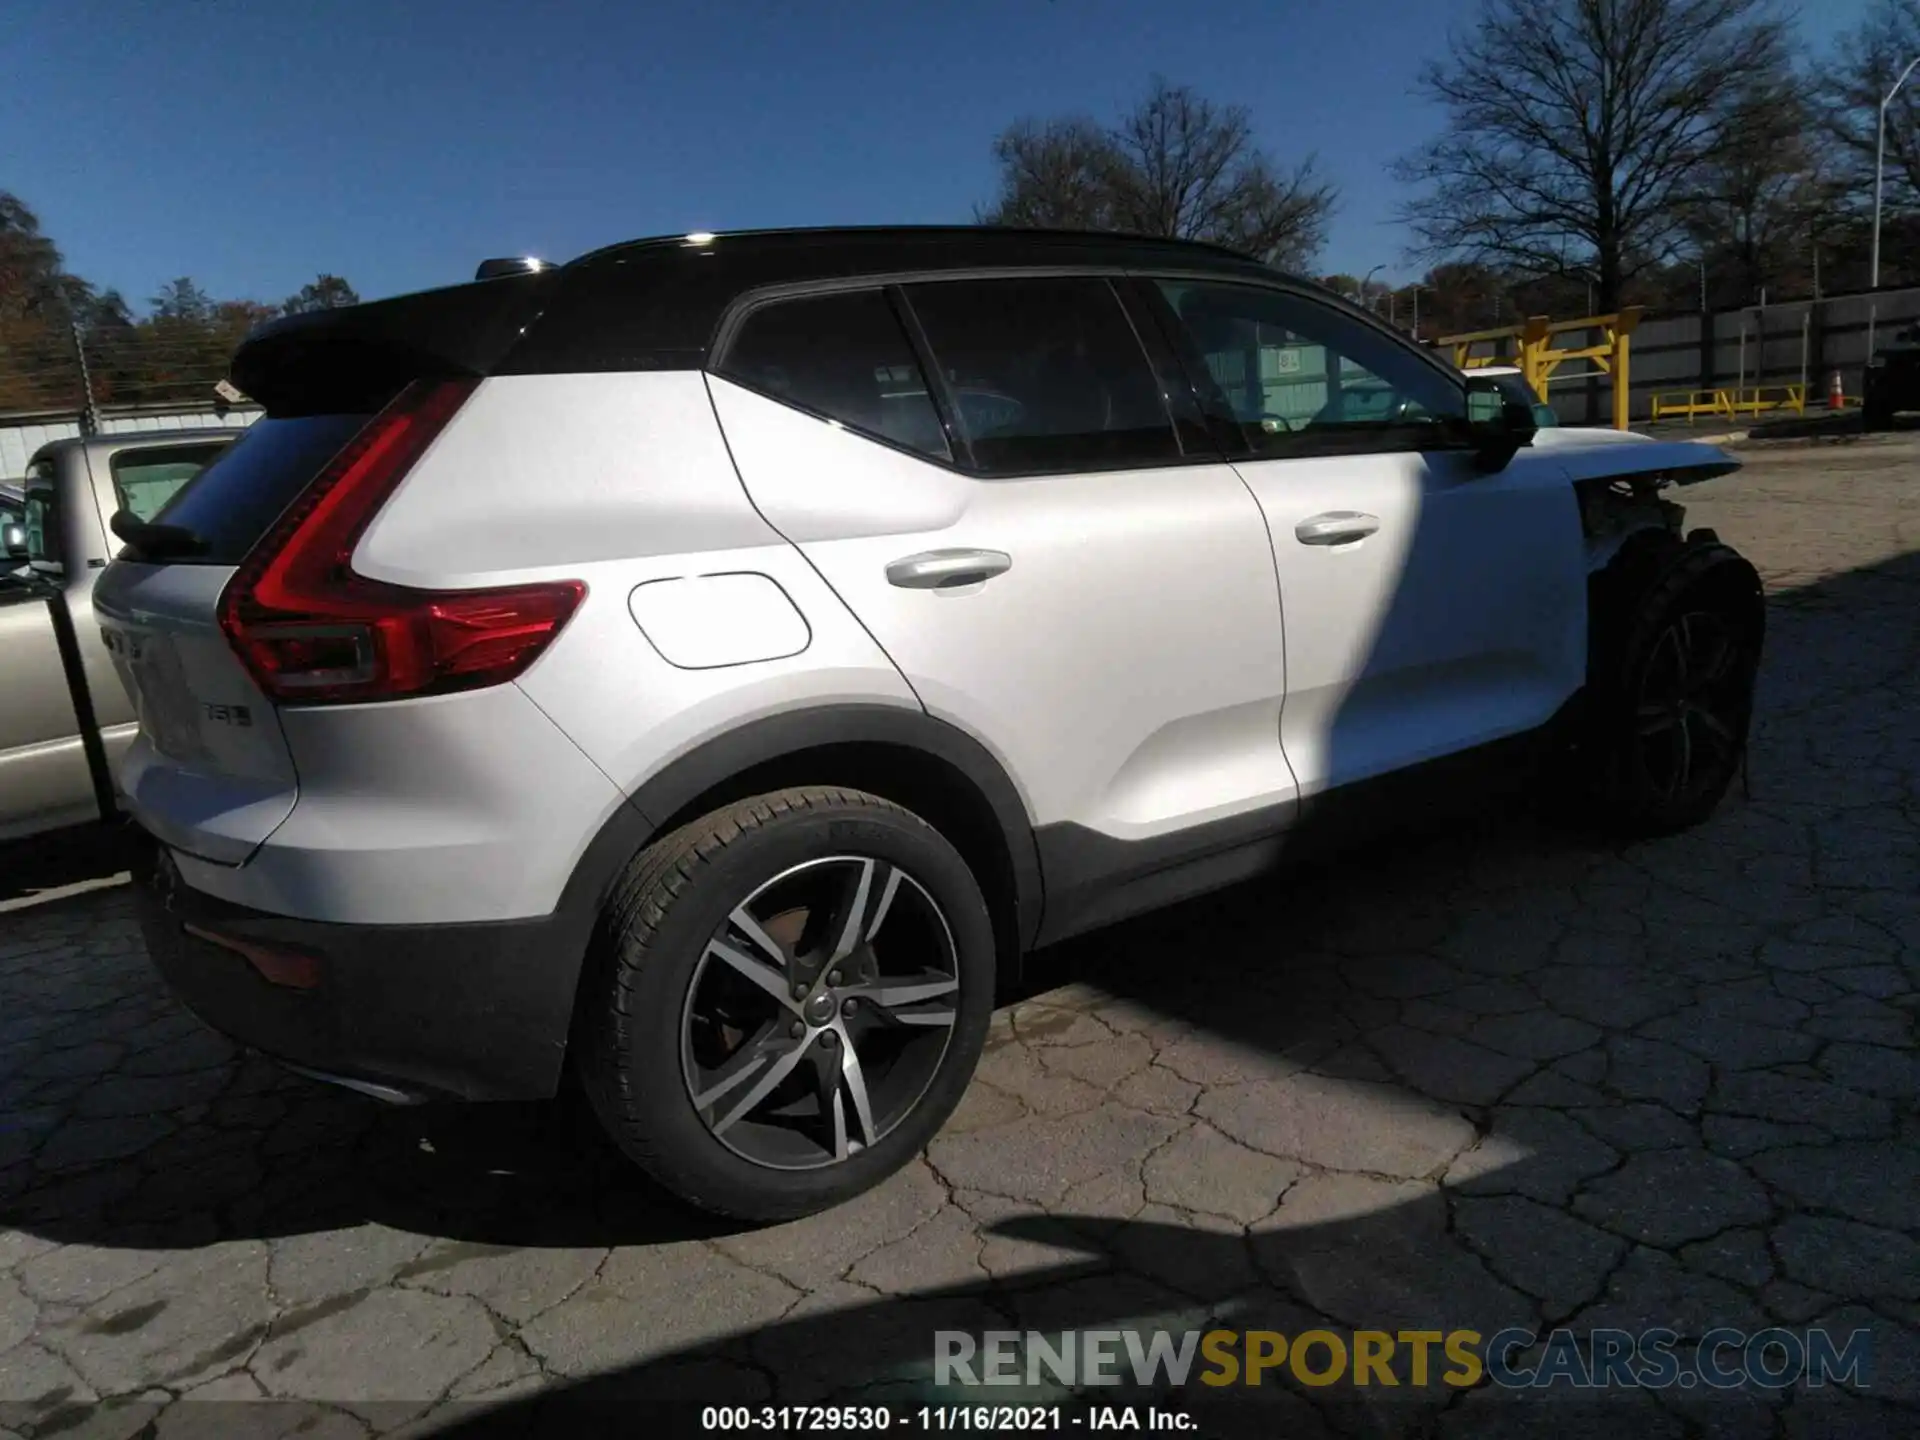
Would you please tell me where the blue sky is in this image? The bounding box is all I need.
[2,0,1875,310]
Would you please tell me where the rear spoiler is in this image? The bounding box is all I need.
[231,270,561,416]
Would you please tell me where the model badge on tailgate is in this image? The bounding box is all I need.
[203,703,253,727]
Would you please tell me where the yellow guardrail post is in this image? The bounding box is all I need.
[1519,315,1553,403]
[1645,383,1811,425]
[1440,306,1641,429]
[1610,308,1639,432]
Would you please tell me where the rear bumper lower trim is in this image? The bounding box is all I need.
[129,832,592,1102]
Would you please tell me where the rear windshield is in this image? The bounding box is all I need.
[151,414,369,564]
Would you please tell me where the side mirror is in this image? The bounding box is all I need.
[1463,375,1539,471]
[2,521,25,559]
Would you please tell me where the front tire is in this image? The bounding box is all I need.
[1576,534,1765,837]
[577,787,995,1221]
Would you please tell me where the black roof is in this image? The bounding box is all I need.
[506,225,1288,376]
[568,224,1274,274]
[234,225,1303,409]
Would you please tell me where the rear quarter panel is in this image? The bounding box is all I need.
[352,371,921,816]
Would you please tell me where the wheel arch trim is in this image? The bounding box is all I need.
[586,704,1045,953]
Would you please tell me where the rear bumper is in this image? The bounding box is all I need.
[131,835,589,1101]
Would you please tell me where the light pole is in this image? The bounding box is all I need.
[1409,284,1427,340]
[1871,53,1920,289]
[1362,264,1385,313]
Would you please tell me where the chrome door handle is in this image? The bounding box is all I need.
[1294,512,1381,546]
[885,548,1013,588]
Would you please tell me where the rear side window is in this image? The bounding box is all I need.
[109,443,231,524]
[903,277,1180,476]
[717,290,950,461]
[150,415,368,564]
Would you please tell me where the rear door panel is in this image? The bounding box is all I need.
[710,376,1294,841]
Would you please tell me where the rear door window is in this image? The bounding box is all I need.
[716,289,951,461]
[109,443,232,524]
[149,414,369,564]
[902,277,1181,475]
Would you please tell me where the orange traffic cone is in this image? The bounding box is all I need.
[1829,370,1845,410]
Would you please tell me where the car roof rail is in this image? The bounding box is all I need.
[474,257,551,281]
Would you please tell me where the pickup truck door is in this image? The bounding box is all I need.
[0,460,103,839]
[0,440,239,842]
[0,584,95,841]
[73,440,237,746]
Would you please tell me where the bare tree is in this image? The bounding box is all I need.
[1684,68,1832,304]
[980,78,1336,269]
[1818,0,1920,280]
[1396,0,1789,310]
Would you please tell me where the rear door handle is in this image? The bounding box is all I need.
[885,548,1013,588]
[1294,512,1381,546]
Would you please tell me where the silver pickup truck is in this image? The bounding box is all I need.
[1,430,239,841]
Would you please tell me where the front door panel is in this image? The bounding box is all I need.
[1234,446,1586,797]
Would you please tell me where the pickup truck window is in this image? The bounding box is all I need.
[23,461,57,571]
[110,443,231,524]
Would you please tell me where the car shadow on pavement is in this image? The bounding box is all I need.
[0,822,1515,1256]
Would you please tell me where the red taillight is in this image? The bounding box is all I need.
[218,378,585,704]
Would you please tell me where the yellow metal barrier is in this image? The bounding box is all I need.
[1649,386,1808,423]
[1440,308,1643,430]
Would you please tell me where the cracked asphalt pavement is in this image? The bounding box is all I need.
[1,436,1917,1438]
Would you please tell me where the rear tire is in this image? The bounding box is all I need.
[1573,534,1765,837]
[576,787,995,1221]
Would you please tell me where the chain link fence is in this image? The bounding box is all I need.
[0,329,258,478]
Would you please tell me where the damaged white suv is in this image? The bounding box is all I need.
[97,228,1763,1219]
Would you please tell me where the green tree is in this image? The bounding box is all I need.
[283,273,360,314]
[149,277,216,325]
[0,192,67,319]
[0,193,92,409]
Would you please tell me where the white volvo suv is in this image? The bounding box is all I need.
[95,228,1763,1219]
